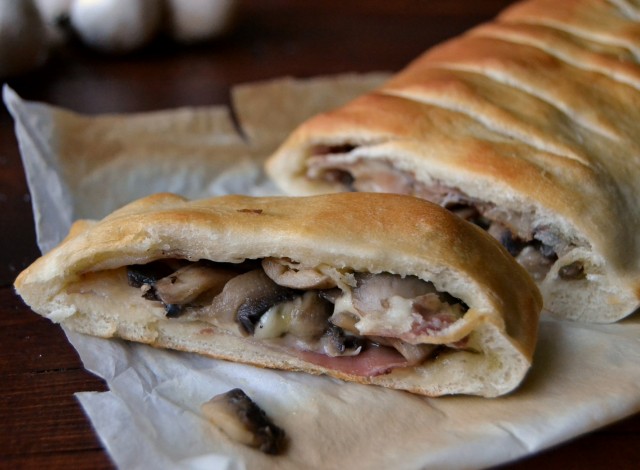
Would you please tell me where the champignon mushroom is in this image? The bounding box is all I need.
[318,288,341,304]
[237,294,298,336]
[328,310,359,335]
[201,388,286,455]
[488,222,526,256]
[321,325,364,357]
[202,269,298,335]
[154,262,237,305]
[287,291,332,338]
[516,246,556,282]
[127,261,177,300]
[253,291,333,340]
[371,336,437,365]
[262,257,336,290]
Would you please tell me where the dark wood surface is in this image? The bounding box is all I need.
[1,1,638,468]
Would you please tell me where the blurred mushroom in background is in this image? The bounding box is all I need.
[0,0,48,78]
[164,0,237,44]
[0,0,239,79]
[68,0,163,54]
[34,0,73,45]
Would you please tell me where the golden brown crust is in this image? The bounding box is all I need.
[15,192,541,397]
[265,0,640,322]
[498,0,640,55]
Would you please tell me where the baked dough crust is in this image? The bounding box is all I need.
[265,0,640,322]
[15,192,541,397]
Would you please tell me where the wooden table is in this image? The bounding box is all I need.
[1,1,638,468]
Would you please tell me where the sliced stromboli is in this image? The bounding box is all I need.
[265,0,640,323]
[14,193,541,397]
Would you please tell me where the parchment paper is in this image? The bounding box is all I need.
[5,78,640,470]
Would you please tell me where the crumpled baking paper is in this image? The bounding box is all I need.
[5,77,640,470]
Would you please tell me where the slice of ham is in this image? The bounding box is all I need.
[297,344,409,377]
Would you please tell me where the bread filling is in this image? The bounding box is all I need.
[306,151,586,282]
[115,257,473,376]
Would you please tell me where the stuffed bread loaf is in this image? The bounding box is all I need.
[14,192,541,397]
[265,0,640,323]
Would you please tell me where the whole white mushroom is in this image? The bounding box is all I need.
[164,0,236,44]
[69,0,162,54]
[33,0,73,45]
[0,0,48,78]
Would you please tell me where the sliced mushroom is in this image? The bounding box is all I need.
[376,337,437,365]
[201,388,286,455]
[318,287,341,304]
[534,226,570,258]
[288,291,333,339]
[164,303,183,318]
[329,310,359,335]
[308,156,415,195]
[262,257,336,290]
[202,269,298,335]
[515,246,556,282]
[126,261,177,299]
[237,295,298,336]
[488,222,526,256]
[155,262,237,305]
[321,325,364,357]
